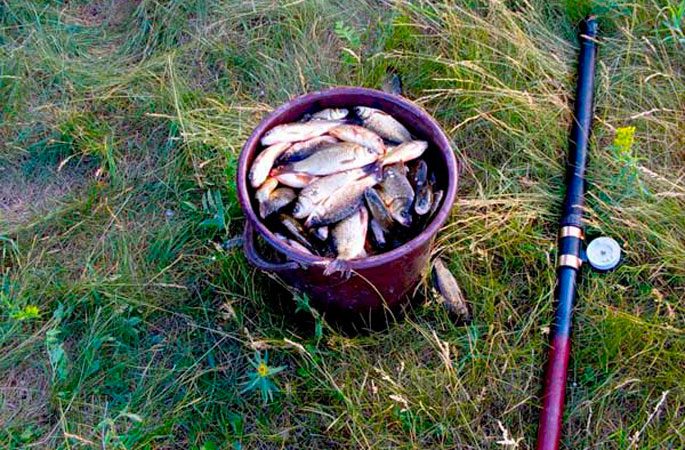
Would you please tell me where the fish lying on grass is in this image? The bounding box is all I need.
[432,258,470,321]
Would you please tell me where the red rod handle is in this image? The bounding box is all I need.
[537,335,572,450]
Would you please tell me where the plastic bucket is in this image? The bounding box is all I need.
[237,87,458,314]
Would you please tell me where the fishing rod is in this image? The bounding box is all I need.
[536,16,619,450]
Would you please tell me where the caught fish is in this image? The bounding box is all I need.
[364,188,394,231]
[288,239,314,255]
[293,165,381,219]
[249,142,291,188]
[260,187,296,218]
[312,226,329,241]
[276,135,338,165]
[274,142,380,177]
[304,175,378,228]
[354,106,412,143]
[411,160,428,189]
[432,258,470,320]
[379,164,415,227]
[310,108,349,121]
[274,172,318,188]
[429,189,444,216]
[280,214,315,252]
[414,184,432,216]
[369,217,387,248]
[328,124,385,155]
[324,207,368,276]
[382,69,403,96]
[261,120,341,146]
[381,140,428,166]
[255,177,278,204]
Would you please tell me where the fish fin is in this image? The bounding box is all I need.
[269,164,292,177]
[323,259,353,279]
[362,161,383,180]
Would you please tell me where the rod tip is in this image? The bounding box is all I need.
[582,15,598,36]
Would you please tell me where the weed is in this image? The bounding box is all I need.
[0,0,683,448]
[240,351,286,405]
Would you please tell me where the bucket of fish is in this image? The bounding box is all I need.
[237,87,458,314]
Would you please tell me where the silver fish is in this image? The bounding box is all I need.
[287,239,314,255]
[379,164,414,227]
[255,177,278,204]
[312,226,329,241]
[432,258,470,320]
[249,142,291,188]
[293,165,381,219]
[354,106,412,143]
[381,140,427,166]
[364,187,394,231]
[411,160,428,189]
[324,208,368,276]
[304,174,378,228]
[280,214,315,252]
[260,188,296,218]
[274,172,318,188]
[274,142,379,177]
[261,120,341,146]
[430,189,444,216]
[369,217,387,248]
[276,135,338,165]
[414,184,432,216]
[310,108,349,121]
[328,124,385,155]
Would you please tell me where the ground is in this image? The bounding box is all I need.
[1,1,684,449]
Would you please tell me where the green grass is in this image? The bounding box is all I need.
[1,0,684,448]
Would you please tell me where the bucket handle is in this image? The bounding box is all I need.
[243,221,300,273]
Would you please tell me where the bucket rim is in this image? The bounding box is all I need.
[237,86,458,270]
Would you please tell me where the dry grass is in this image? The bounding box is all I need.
[1,0,683,448]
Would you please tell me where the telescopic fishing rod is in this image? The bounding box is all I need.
[536,16,619,450]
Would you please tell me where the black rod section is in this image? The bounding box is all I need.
[536,16,598,450]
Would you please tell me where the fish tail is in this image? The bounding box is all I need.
[323,259,353,279]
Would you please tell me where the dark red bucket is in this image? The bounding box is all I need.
[237,87,458,315]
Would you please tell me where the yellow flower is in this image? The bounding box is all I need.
[613,126,636,156]
[257,362,269,377]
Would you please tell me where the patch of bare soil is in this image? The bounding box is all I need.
[0,157,95,230]
[66,0,139,29]
[0,362,52,430]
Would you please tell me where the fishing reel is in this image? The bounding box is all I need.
[559,226,622,272]
[584,235,621,271]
